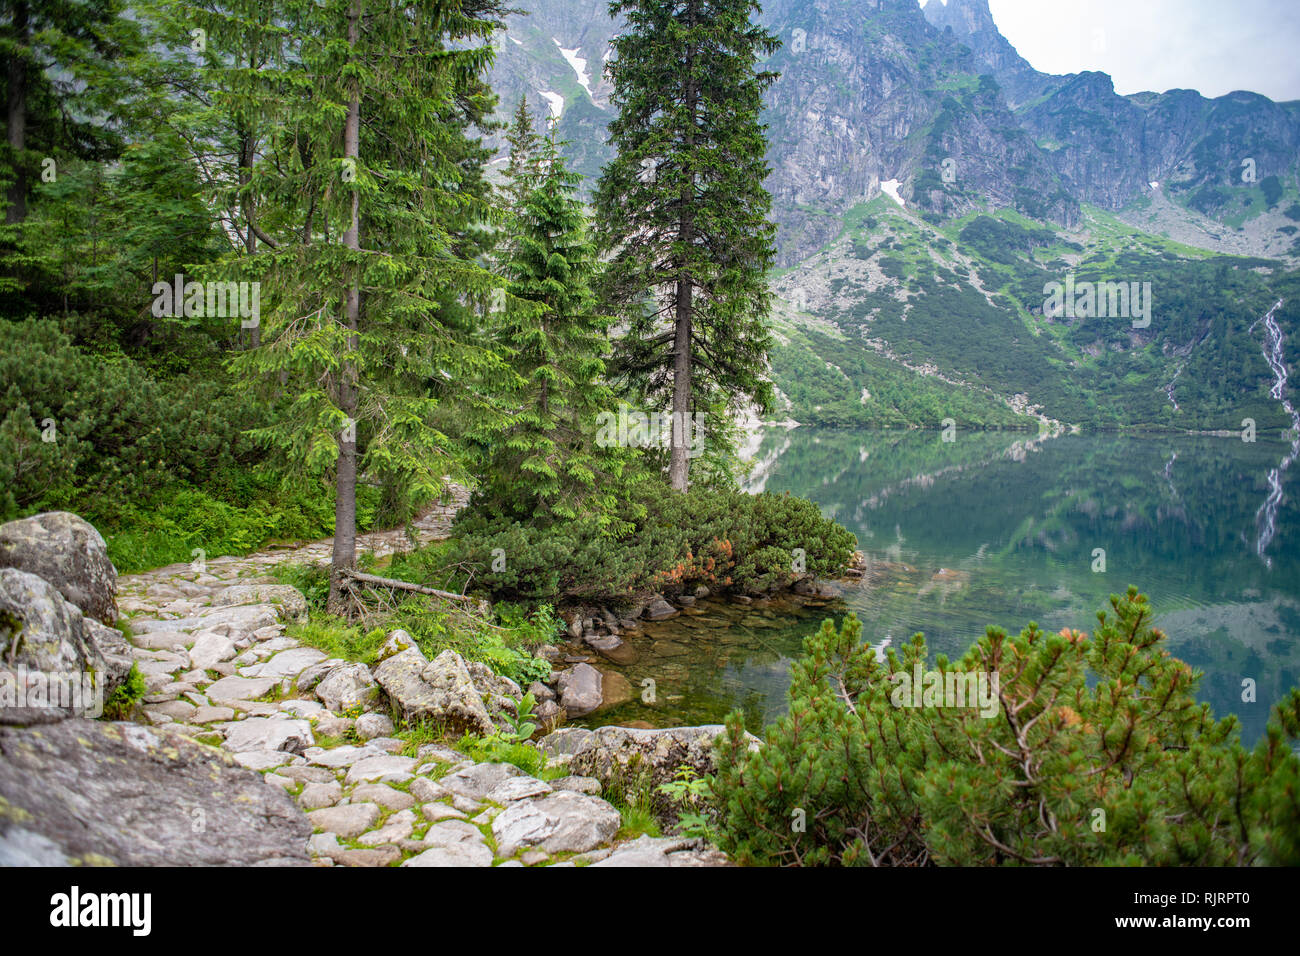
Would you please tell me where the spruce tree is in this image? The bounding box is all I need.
[501,95,543,222]
[225,0,510,613]
[593,0,779,491]
[472,127,621,524]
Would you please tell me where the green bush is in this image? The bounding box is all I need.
[0,319,255,522]
[711,588,1300,866]
[439,485,857,603]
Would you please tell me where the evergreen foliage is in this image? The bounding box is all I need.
[712,588,1300,866]
[594,0,779,489]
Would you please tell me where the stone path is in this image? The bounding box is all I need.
[113,492,724,867]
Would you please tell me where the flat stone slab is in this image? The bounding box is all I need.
[307,803,382,840]
[244,647,327,679]
[344,754,416,785]
[205,675,277,701]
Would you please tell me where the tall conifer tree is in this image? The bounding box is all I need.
[473,127,621,523]
[226,0,510,612]
[594,0,779,490]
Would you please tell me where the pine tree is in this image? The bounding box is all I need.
[711,588,1300,866]
[472,127,622,524]
[594,0,779,491]
[224,0,511,613]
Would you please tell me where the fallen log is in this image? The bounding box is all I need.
[338,568,475,603]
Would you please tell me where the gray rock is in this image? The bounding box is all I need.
[188,630,238,671]
[536,727,595,758]
[232,750,293,771]
[420,802,466,822]
[210,585,308,624]
[0,568,132,724]
[555,663,604,717]
[354,712,394,740]
[438,761,526,801]
[219,716,313,754]
[644,595,679,621]
[130,604,279,637]
[298,781,343,810]
[204,675,277,702]
[403,819,492,867]
[351,783,414,811]
[247,647,327,680]
[415,742,464,765]
[375,647,493,735]
[485,775,552,803]
[277,764,337,785]
[311,714,355,738]
[295,658,345,694]
[0,719,310,865]
[409,776,450,803]
[343,754,415,785]
[528,681,555,703]
[314,662,379,712]
[306,802,382,840]
[190,705,235,724]
[568,725,758,812]
[357,808,416,846]
[491,790,621,858]
[304,744,385,769]
[0,511,117,624]
[549,775,602,795]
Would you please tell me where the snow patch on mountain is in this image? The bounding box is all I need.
[554,40,593,97]
[538,90,564,118]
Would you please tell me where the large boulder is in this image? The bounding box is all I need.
[0,511,117,624]
[0,719,311,865]
[0,568,132,724]
[373,646,495,735]
[491,790,621,858]
[568,725,761,814]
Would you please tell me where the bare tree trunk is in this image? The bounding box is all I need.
[668,28,698,493]
[5,0,30,225]
[328,0,362,615]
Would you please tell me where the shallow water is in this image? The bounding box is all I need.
[579,429,1300,744]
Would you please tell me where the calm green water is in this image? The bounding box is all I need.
[584,430,1300,744]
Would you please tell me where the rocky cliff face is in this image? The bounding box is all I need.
[922,0,1300,221]
[488,0,1083,262]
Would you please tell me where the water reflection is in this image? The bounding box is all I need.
[584,429,1300,745]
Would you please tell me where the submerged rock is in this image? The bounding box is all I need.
[556,662,604,716]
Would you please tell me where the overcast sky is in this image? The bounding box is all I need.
[926,0,1300,102]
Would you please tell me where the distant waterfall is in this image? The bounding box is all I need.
[1252,299,1297,567]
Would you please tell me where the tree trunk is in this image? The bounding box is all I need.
[5,0,30,225]
[328,0,362,615]
[668,27,699,493]
[669,277,692,491]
